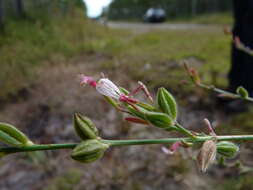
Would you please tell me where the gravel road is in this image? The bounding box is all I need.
[107,21,219,33]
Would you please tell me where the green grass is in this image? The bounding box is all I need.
[0,11,129,99]
[169,12,233,25]
[98,27,231,92]
[0,12,231,99]
[0,14,85,98]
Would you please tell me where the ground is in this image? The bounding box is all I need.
[1,16,253,190]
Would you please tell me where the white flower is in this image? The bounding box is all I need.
[96,78,122,99]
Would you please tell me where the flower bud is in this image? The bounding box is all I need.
[156,88,177,120]
[137,102,156,112]
[236,86,249,98]
[216,141,239,158]
[73,114,99,140]
[119,87,129,95]
[127,105,147,120]
[0,122,33,146]
[96,78,122,100]
[197,140,216,172]
[71,139,109,163]
[144,111,174,128]
[103,96,120,109]
[125,117,149,125]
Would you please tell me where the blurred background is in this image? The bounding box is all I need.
[0,0,253,189]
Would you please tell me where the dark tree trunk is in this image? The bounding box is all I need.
[15,0,25,18]
[229,0,253,96]
[0,0,4,31]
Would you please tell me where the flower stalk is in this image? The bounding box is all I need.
[1,135,253,154]
[184,63,253,103]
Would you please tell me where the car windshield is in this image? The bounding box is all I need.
[146,8,155,16]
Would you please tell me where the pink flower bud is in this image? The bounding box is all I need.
[80,75,97,87]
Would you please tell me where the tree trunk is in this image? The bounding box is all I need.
[229,0,253,96]
[15,0,25,18]
[0,0,4,31]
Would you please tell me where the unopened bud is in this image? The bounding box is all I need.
[137,102,156,112]
[0,122,33,146]
[156,88,177,120]
[144,111,174,128]
[216,141,239,158]
[71,139,109,163]
[190,69,201,85]
[127,105,147,120]
[236,86,249,98]
[119,87,129,95]
[73,114,99,140]
[197,140,216,172]
[125,117,149,125]
[103,96,120,109]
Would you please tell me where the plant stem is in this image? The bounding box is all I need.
[198,83,253,102]
[1,135,253,154]
[174,123,196,139]
[103,135,253,146]
[0,143,77,153]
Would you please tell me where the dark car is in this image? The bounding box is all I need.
[143,8,166,23]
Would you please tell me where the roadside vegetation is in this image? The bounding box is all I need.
[169,12,233,25]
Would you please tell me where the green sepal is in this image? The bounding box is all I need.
[0,122,33,146]
[0,130,22,146]
[144,111,174,128]
[71,139,109,163]
[156,88,177,120]
[137,102,157,111]
[119,87,129,95]
[103,96,120,109]
[127,105,147,120]
[236,86,249,98]
[73,114,99,140]
[216,141,239,158]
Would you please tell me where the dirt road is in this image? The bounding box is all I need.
[107,21,219,33]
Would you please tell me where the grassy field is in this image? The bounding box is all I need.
[0,13,232,100]
[169,12,233,25]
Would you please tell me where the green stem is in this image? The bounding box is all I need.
[102,135,253,146]
[198,83,253,102]
[1,135,253,154]
[174,123,196,139]
[0,143,77,153]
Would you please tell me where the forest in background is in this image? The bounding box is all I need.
[0,0,86,29]
[108,0,232,20]
[0,0,87,100]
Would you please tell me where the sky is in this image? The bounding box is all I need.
[84,0,112,18]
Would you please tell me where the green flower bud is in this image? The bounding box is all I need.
[73,114,99,140]
[119,87,129,95]
[144,111,174,128]
[156,88,177,120]
[236,86,249,98]
[71,139,109,163]
[127,105,147,120]
[103,96,120,109]
[216,141,239,158]
[0,122,33,146]
[137,102,156,111]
